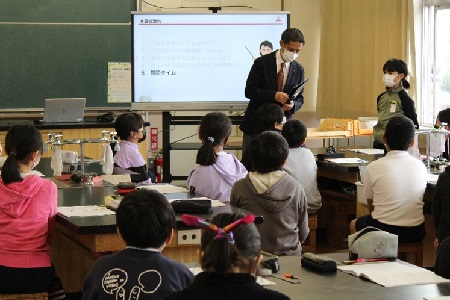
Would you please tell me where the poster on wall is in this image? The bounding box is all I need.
[108,62,131,103]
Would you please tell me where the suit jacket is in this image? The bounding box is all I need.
[240,50,305,136]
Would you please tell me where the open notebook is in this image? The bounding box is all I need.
[43,98,86,123]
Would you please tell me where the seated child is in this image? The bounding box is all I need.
[435,108,450,159]
[166,213,290,300]
[113,113,151,184]
[281,119,322,213]
[82,189,193,300]
[241,103,284,171]
[231,131,309,256]
[0,125,64,296]
[350,116,428,243]
[432,164,450,250]
[187,112,247,202]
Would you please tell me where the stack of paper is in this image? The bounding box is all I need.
[338,261,450,287]
[325,157,368,164]
[346,148,385,155]
[58,205,115,217]
[138,184,189,194]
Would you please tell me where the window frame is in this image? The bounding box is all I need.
[421,1,450,125]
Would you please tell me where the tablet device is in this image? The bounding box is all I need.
[287,79,309,103]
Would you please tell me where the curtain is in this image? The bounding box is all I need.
[316,0,413,119]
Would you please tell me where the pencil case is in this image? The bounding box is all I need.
[301,252,337,273]
[171,200,213,214]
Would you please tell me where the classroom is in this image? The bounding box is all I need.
[1,0,450,299]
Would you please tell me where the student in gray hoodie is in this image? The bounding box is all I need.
[230,131,309,256]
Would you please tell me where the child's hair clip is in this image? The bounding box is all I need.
[181,213,255,240]
[181,214,218,232]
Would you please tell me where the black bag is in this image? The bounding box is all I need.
[171,200,213,214]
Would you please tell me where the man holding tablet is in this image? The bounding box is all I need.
[240,28,306,152]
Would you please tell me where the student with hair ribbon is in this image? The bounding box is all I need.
[166,213,290,300]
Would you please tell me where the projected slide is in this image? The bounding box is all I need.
[132,13,288,104]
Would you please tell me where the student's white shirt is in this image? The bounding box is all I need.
[364,150,428,226]
[283,147,322,213]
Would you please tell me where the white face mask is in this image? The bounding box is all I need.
[32,158,40,170]
[281,48,299,62]
[382,74,400,87]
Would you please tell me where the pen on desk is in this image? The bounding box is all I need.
[270,273,301,284]
[343,258,389,264]
[355,258,388,263]
[284,273,300,279]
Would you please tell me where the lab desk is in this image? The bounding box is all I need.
[266,254,450,300]
[52,185,260,293]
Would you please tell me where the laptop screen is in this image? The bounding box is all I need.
[43,98,86,123]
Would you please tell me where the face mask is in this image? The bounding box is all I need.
[138,133,146,143]
[32,157,40,169]
[281,48,298,62]
[382,74,400,87]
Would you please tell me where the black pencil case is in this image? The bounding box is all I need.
[301,252,337,273]
[171,200,213,214]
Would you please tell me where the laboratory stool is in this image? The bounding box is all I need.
[302,214,318,254]
[398,241,424,267]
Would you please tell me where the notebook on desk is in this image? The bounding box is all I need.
[43,98,86,123]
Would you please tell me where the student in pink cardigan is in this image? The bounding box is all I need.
[0,125,63,296]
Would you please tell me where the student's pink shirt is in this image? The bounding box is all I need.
[0,174,57,268]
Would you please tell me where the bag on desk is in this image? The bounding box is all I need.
[301,252,337,273]
[171,200,213,214]
[348,226,398,260]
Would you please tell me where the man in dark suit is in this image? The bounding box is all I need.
[240,28,306,152]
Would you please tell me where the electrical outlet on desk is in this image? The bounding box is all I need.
[177,229,201,245]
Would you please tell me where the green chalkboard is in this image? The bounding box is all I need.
[0,0,135,108]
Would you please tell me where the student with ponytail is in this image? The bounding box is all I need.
[372,58,419,152]
[187,112,247,203]
[0,125,64,297]
[166,213,290,300]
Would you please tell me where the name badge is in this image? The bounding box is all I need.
[390,103,396,113]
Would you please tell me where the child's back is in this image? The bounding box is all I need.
[82,190,193,300]
[230,131,309,256]
[166,213,290,300]
[282,119,322,213]
[231,171,309,255]
[82,249,192,300]
[188,151,247,202]
[187,112,247,202]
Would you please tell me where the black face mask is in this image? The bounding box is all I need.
[138,133,146,143]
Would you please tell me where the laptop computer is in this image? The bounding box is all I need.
[43,98,86,123]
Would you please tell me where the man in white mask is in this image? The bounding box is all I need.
[240,28,306,152]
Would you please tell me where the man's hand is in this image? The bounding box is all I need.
[275,92,289,104]
[282,102,294,111]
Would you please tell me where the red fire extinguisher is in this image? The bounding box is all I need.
[155,152,163,183]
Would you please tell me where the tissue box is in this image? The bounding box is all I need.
[60,150,78,164]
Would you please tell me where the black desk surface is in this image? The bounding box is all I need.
[56,186,261,235]
[267,254,450,300]
[0,120,114,131]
